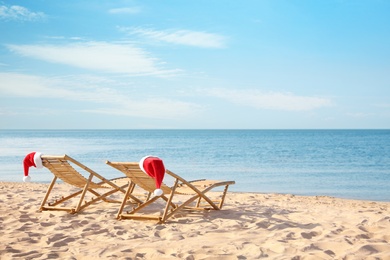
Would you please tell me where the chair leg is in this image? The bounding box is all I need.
[75,173,93,212]
[218,185,230,209]
[117,182,134,219]
[40,176,57,211]
[196,197,202,207]
[160,179,179,223]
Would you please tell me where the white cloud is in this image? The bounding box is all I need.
[108,7,141,14]
[122,27,227,48]
[84,98,201,119]
[0,73,62,97]
[375,103,390,108]
[0,5,45,21]
[6,42,180,77]
[345,112,374,118]
[0,72,201,119]
[205,88,332,111]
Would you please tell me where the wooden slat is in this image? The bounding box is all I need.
[120,214,161,221]
[42,157,101,189]
[41,206,76,213]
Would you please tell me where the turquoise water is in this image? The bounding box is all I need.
[0,129,389,201]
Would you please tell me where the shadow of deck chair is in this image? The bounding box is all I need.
[39,155,143,214]
[106,161,235,223]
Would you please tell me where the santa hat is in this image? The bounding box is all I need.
[139,155,165,196]
[23,152,43,182]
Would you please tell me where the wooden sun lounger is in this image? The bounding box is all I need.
[39,155,142,214]
[106,160,235,223]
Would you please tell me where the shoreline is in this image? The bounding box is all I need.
[1,181,389,259]
[2,179,389,203]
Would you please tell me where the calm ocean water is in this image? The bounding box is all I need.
[0,130,389,201]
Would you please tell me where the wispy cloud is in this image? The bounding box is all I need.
[84,98,201,119]
[375,103,390,108]
[345,112,374,118]
[205,88,331,111]
[108,7,141,14]
[0,5,45,21]
[6,42,179,77]
[121,27,227,48]
[0,72,202,119]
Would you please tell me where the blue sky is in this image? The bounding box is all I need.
[0,0,389,129]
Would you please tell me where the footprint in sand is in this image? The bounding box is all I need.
[16,222,33,231]
[47,233,66,244]
[19,213,35,223]
[324,249,336,257]
[256,220,270,229]
[12,250,43,259]
[5,245,21,254]
[301,231,321,239]
[285,231,296,240]
[356,233,371,239]
[113,226,127,236]
[40,222,54,227]
[47,233,77,247]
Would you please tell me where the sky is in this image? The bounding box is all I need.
[0,0,389,129]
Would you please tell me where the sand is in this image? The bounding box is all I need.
[0,182,389,260]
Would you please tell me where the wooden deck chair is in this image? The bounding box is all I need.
[106,161,235,223]
[39,155,143,214]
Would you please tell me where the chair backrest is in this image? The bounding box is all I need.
[42,156,101,189]
[107,162,171,194]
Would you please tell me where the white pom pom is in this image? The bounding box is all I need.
[23,176,31,182]
[153,188,163,196]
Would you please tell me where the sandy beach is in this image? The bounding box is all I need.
[0,182,389,260]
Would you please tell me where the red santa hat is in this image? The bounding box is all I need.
[139,155,165,196]
[23,152,43,182]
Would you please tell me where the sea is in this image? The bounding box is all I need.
[0,129,389,202]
